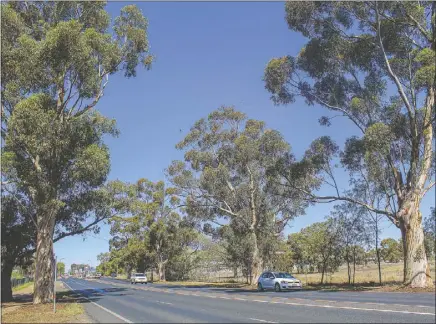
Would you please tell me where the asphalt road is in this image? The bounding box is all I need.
[62,277,436,323]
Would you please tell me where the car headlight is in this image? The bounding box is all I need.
[281,281,286,284]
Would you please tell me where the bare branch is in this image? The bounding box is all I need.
[421,181,435,198]
[296,185,395,217]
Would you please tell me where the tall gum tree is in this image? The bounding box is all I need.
[263,1,435,287]
[1,1,153,303]
[109,179,198,281]
[168,107,307,284]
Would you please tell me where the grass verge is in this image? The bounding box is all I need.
[2,302,83,323]
[1,281,91,323]
[12,281,33,293]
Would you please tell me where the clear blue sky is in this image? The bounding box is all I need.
[54,1,435,271]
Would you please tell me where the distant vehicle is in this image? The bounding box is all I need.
[257,271,302,292]
[131,273,147,284]
[95,273,101,278]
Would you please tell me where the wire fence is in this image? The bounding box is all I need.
[11,277,33,288]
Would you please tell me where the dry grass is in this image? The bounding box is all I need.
[298,261,436,286]
[1,281,91,323]
[2,302,83,323]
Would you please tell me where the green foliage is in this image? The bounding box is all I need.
[56,262,65,275]
[1,1,153,302]
[263,0,435,208]
[107,178,198,280]
[169,106,307,280]
[287,219,343,282]
[380,238,403,263]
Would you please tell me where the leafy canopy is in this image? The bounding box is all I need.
[264,1,435,225]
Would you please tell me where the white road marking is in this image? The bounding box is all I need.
[249,318,278,323]
[280,301,435,316]
[63,280,133,323]
[156,301,173,305]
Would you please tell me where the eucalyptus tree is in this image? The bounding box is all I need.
[1,1,153,303]
[168,107,307,284]
[109,179,198,281]
[264,1,435,287]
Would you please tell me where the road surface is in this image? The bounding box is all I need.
[62,277,435,323]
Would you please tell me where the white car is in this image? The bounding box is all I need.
[257,271,302,292]
[131,273,148,284]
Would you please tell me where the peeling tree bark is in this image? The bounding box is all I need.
[33,211,56,304]
[399,201,433,287]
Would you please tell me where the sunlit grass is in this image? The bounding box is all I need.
[12,281,33,292]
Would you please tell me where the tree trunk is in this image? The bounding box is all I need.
[249,231,262,285]
[320,267,325,285]
[375,221,382,286]
[157,262,166,281]
[399,208,433,288]
[125,265,132,279]
[1,262,14,302]
[352,248,356,286]
[33,214,56,304]
[376,238,382,286]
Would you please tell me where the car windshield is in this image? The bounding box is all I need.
[274,272,294,279]
[135,273,145,277]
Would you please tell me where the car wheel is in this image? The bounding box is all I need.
[275,283,281,292]
[257,283,264,292]
[130,282,133,284]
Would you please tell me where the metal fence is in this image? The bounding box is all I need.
[11,277,33,288]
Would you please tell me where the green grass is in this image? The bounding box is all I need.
[12,281,33,292]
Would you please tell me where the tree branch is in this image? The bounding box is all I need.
[73,73,109,118]
[296,185,394,217]
[405,13,432,42]
[421,181,435,199]
[375,3,415,118]
[53,216,107,244]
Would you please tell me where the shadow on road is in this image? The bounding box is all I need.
[2,287,130,308]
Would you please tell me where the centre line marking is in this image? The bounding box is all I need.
[156,301,173,305]
[249,318,278,323]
